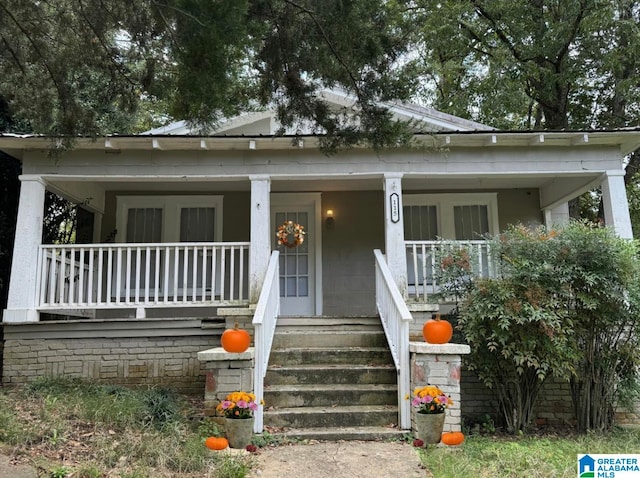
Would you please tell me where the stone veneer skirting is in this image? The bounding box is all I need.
[197,347,255,416]
[410,342,470,433]
[1,318,219,395]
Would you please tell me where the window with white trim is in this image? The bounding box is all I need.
[116,195,223,243]
[404,193,499,287]
[403,193,498,240]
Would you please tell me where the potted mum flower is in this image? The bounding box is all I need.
[216,391,263,448]
[410,385,452,445]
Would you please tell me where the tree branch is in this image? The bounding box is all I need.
[0,1,68,116]
[282,0,365,102]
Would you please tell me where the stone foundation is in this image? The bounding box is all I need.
[1,318,218,394]
[460,369,640,428]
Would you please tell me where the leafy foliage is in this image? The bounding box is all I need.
[457,227,577,433]
[0,0,417,150]
[455,222,640,433]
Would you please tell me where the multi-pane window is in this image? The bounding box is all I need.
[403,193,498,240]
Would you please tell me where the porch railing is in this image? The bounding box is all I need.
[37,242,250,312]
[252,250,280,433]
[374,249,412,430]
[405,240,496,303]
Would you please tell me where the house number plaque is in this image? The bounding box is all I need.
[390,193,400,223]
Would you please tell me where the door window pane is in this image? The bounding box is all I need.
[277,210,310,298]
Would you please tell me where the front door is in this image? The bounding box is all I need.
[271,194,321,316]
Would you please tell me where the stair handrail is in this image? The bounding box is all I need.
[374,249,412,430]
[252,250,280,433]
[252,251,280,433]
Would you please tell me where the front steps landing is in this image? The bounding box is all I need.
[263,317,406,441]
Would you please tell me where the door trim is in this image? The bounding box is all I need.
[271,193,323,316]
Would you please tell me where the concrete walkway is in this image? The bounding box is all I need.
[0,453,38,478]
[248,441,427,478]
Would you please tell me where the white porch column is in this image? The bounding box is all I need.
[249,175,271,303]
[3,176,46,323]
[383,173,408,296]
[543,202,570,229]
[601,170,633,239]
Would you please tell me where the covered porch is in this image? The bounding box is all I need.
[3,131,635,322]
[1,130,637,434]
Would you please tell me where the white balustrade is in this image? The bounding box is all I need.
[37,242,250,311]
[405,240,495,303]
[252,250,280,433]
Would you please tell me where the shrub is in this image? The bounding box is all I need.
[556,223,640,432]
[455,222,640,433]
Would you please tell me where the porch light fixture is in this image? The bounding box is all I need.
[325,209,335,229]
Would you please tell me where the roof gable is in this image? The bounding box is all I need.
[143,90,494,136]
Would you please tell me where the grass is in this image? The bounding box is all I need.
[2,378,639,478]
[0,378,257,478]
[417,428,640,478]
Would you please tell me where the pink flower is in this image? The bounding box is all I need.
[237,400,248,408]
[248,401,258,411]
[221,400,233,409]
[412,397,422,407]
[422,396,433,404]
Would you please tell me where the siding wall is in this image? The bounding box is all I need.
[321,191,385,315]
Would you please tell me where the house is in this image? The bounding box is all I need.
[2,90,639,435]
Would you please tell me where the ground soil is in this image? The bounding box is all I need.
[1,440,428,478]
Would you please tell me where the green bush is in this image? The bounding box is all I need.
[455,222,640,433]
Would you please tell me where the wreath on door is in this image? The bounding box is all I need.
[276,220,306,248]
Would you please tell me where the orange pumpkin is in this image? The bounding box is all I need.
[441,431,465,446]
[205,436,229,450]
[423,315,453,344]
[221,322,251,353]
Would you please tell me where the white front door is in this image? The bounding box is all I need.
[272,194,321,316]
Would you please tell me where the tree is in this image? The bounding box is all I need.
[0,0,417,150]
[410,1,640,223]
[411,1,640,129]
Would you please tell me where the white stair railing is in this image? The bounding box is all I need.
[252,250,280,433]
[374,249,412,430]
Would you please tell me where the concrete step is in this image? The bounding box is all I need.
[265,364,397,386]
[264,383,398,408]
[277,316,382,327]
[268,346,393,366]
[272,330,387,348]
[264,405,398,429]
[268,426,406,442]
